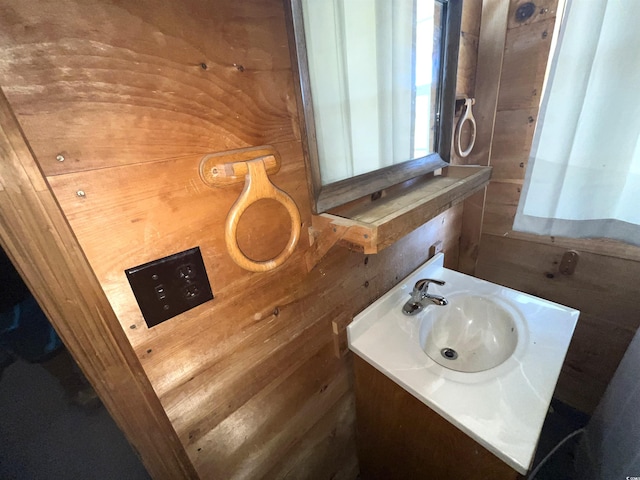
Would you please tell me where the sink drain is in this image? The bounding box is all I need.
[440,348,458,360]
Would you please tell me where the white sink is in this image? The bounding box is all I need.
[347,253,579,474]
[420,294,520,373]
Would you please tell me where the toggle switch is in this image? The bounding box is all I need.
[155,284,166,300]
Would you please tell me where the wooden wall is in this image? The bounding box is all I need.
[0,0,481,478]
[475,0,640,414]
[452,0,481,166]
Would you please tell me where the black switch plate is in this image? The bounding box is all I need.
[125,247,213,328]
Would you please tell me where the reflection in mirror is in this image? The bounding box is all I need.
[289,0,461,212]
[300,0,444,185]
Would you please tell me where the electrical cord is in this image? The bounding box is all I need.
[528,427,586,479]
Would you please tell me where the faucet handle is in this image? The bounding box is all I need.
[403,278,448,313]
[414,278,445,293]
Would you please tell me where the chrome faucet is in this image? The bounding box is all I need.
[402,278,448,316]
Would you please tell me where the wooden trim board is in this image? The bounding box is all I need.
[457,0,510,275]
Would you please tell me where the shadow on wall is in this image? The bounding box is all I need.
[0,246,92,403]
[0,246,150,479]
[0,247,62,365]
[575,327,640,478]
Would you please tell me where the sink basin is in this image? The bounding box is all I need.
[347,253,579,474]
[420,294,520,373]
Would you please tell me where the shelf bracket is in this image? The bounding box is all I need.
[305,214,377,272]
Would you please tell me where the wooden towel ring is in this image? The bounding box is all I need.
[200,147,301,272]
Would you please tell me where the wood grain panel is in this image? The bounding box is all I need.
[461,0,482,37]
[164,306,335,445]
[558,312,635,411]
[46,141,308,343]
[476,235,640,413]
[496,17,555,111]
[0,0,298,176]
[156,208,462,478]
[262,392,359,480]
[554,366,608,417]
[457,0,509,274]
[504,231,640,263]
[354,357,521,480]
[465,0,509,168]
[457,32,479,99]
[48,139,463,477]
[457,0,482,99]
[0,0,484,477]
[477,236,640,332]
[458,188,486,275]
[160,210,458,431]
[475,0,640,415]
[490,108,537,180]
[482,181,521,236]
[0,89,197,479]
[190,343,352,477]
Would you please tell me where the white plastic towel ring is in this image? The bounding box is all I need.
[455,98,477,158]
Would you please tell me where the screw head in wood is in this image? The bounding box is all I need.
[56,154,65,162]
[76,190,86,197]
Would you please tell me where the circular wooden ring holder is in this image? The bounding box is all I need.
[455,97,477,158]
[199,147,300,272]
[225,159,301,272]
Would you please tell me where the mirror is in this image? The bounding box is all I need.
[289,0,462,213]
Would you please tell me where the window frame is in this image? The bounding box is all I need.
[287,0,463,214]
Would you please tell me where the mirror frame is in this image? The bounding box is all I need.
[286,0,463,214]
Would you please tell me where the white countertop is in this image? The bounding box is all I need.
[347,254,579,475]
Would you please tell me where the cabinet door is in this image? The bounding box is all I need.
[354,357,522,480]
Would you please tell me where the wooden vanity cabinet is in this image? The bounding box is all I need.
[353,356,524,480]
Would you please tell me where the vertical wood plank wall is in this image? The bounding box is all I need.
[452,0,482,166]
[0,0,480,478]
[475,0,640,414]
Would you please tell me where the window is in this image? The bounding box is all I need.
[514,0,640,246]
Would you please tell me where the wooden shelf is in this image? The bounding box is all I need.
[305,166,491,268]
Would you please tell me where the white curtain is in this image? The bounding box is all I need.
[514,0,640,246]
[302,0,431,185]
